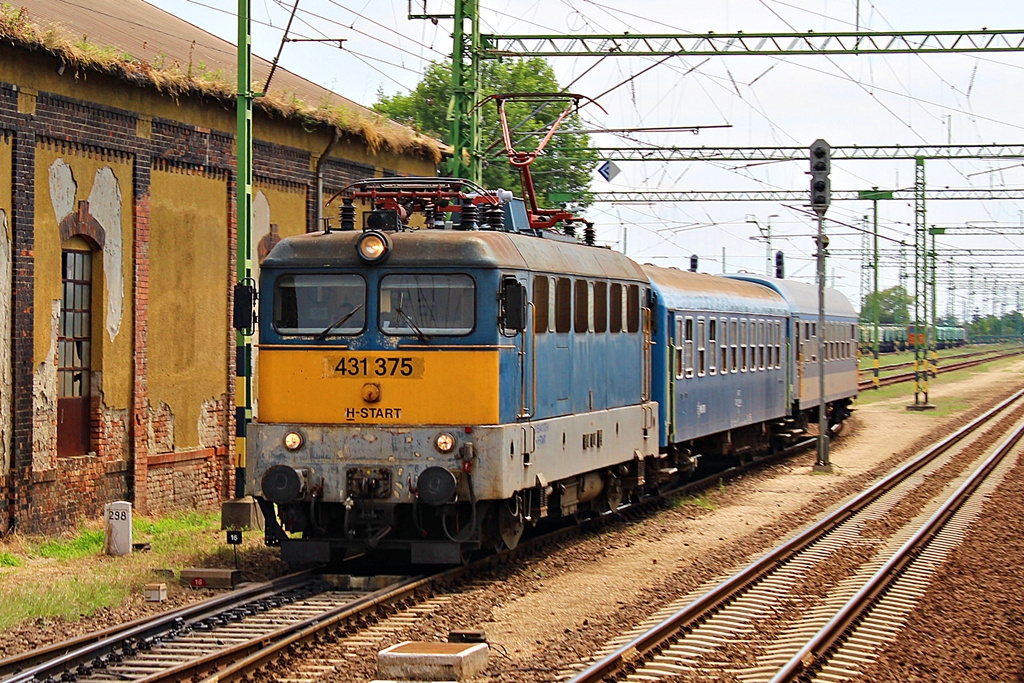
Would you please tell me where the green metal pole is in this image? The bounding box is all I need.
[235,0,254,497]
[448,0,481,183]
[872,191,880,390]
[931,228,938,377]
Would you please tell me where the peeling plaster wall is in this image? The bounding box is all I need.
[31,300,59,471]
[89,167,124,340]
[148,168,228,450]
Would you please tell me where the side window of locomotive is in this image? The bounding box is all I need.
[380,273,475,336]
[626,284,640,333]
[574,279,590,333]
[684,317,694,378]
[594,282,608,333]
[555,277,572,333]
[610,283,623,333]
[533,275,549,333]
[810,322,818,361]
[273,273,366,336]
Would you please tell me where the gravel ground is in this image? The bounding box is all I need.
[3,358,1021,683]
[302,358,1024,683]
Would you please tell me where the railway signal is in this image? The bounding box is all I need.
[810,139,831,216]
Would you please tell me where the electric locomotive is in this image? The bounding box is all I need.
[246,177,660,564]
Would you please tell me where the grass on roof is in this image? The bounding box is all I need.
[0,3,442,163]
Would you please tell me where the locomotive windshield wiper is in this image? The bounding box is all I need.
[395,307,429,344]
[315,303,364,341]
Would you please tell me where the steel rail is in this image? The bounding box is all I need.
[566,387,1024,682]
[0,570,316,683]
[0,405,842,683]
[770,416,1024,682]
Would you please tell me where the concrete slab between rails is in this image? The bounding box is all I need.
[181,568,241,588]
[376,641,488,681]
[221,496,265,530]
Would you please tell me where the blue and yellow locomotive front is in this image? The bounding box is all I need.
[247,228,536,563]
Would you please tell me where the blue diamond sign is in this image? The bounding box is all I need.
[598,160,620,182]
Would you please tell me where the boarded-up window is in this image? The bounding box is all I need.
[574,279,589,332]
[533,276,549,333]
[555,277,572,333]
[610,283,623,333]
[626,284,640,333]
[594,282,608,333]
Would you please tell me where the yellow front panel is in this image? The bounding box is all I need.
[258,348,500,425]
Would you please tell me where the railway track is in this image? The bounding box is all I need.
[562,387,1024,683]
[857,347,1023,390]
[857,346,1006,376]
[0,431,824,683]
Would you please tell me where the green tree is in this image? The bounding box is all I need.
[859,285,912,324]
[375,58,597,208]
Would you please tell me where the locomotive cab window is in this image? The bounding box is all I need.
[274,273,366,336]
[380,273,475,336]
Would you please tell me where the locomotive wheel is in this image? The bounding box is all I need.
[498,497,525,550]
[604,475,624,512]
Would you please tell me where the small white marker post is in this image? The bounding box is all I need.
[104,501,132,556]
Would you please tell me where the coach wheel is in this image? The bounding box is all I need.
[498,496,525,550]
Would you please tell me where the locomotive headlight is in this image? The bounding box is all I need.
[434,432,457,453]
[356,230,391,263]
[283,431,304,451]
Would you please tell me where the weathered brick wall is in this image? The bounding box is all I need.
[0,45,381,535]
[146,448,231,514]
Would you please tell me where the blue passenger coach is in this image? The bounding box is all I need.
[645,267,791,470]
[728,275,858,431]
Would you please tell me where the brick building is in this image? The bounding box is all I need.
[0,1,440,534]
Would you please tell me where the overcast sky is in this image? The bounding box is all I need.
[146,0,1024,318]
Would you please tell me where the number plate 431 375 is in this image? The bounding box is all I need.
[325,355,424,379]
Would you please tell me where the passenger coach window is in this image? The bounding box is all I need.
[697,318,706,376]
[684,317,694,378]
[730,319,738,373]
[555,277,572,332]
[708,318,717,375]
[533,276,549,333]
[274,273,366,336]
[594,282,608,333]
[720,318,728,377]
[740,319,748,371]
[758,320,766,370]
[610,283,623,333]
[380,273,474,336]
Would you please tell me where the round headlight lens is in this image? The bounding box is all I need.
[283,431,303,451]
[435,432,457,453]
[357,231,390,263]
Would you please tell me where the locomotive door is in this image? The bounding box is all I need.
[508,274,534,419]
